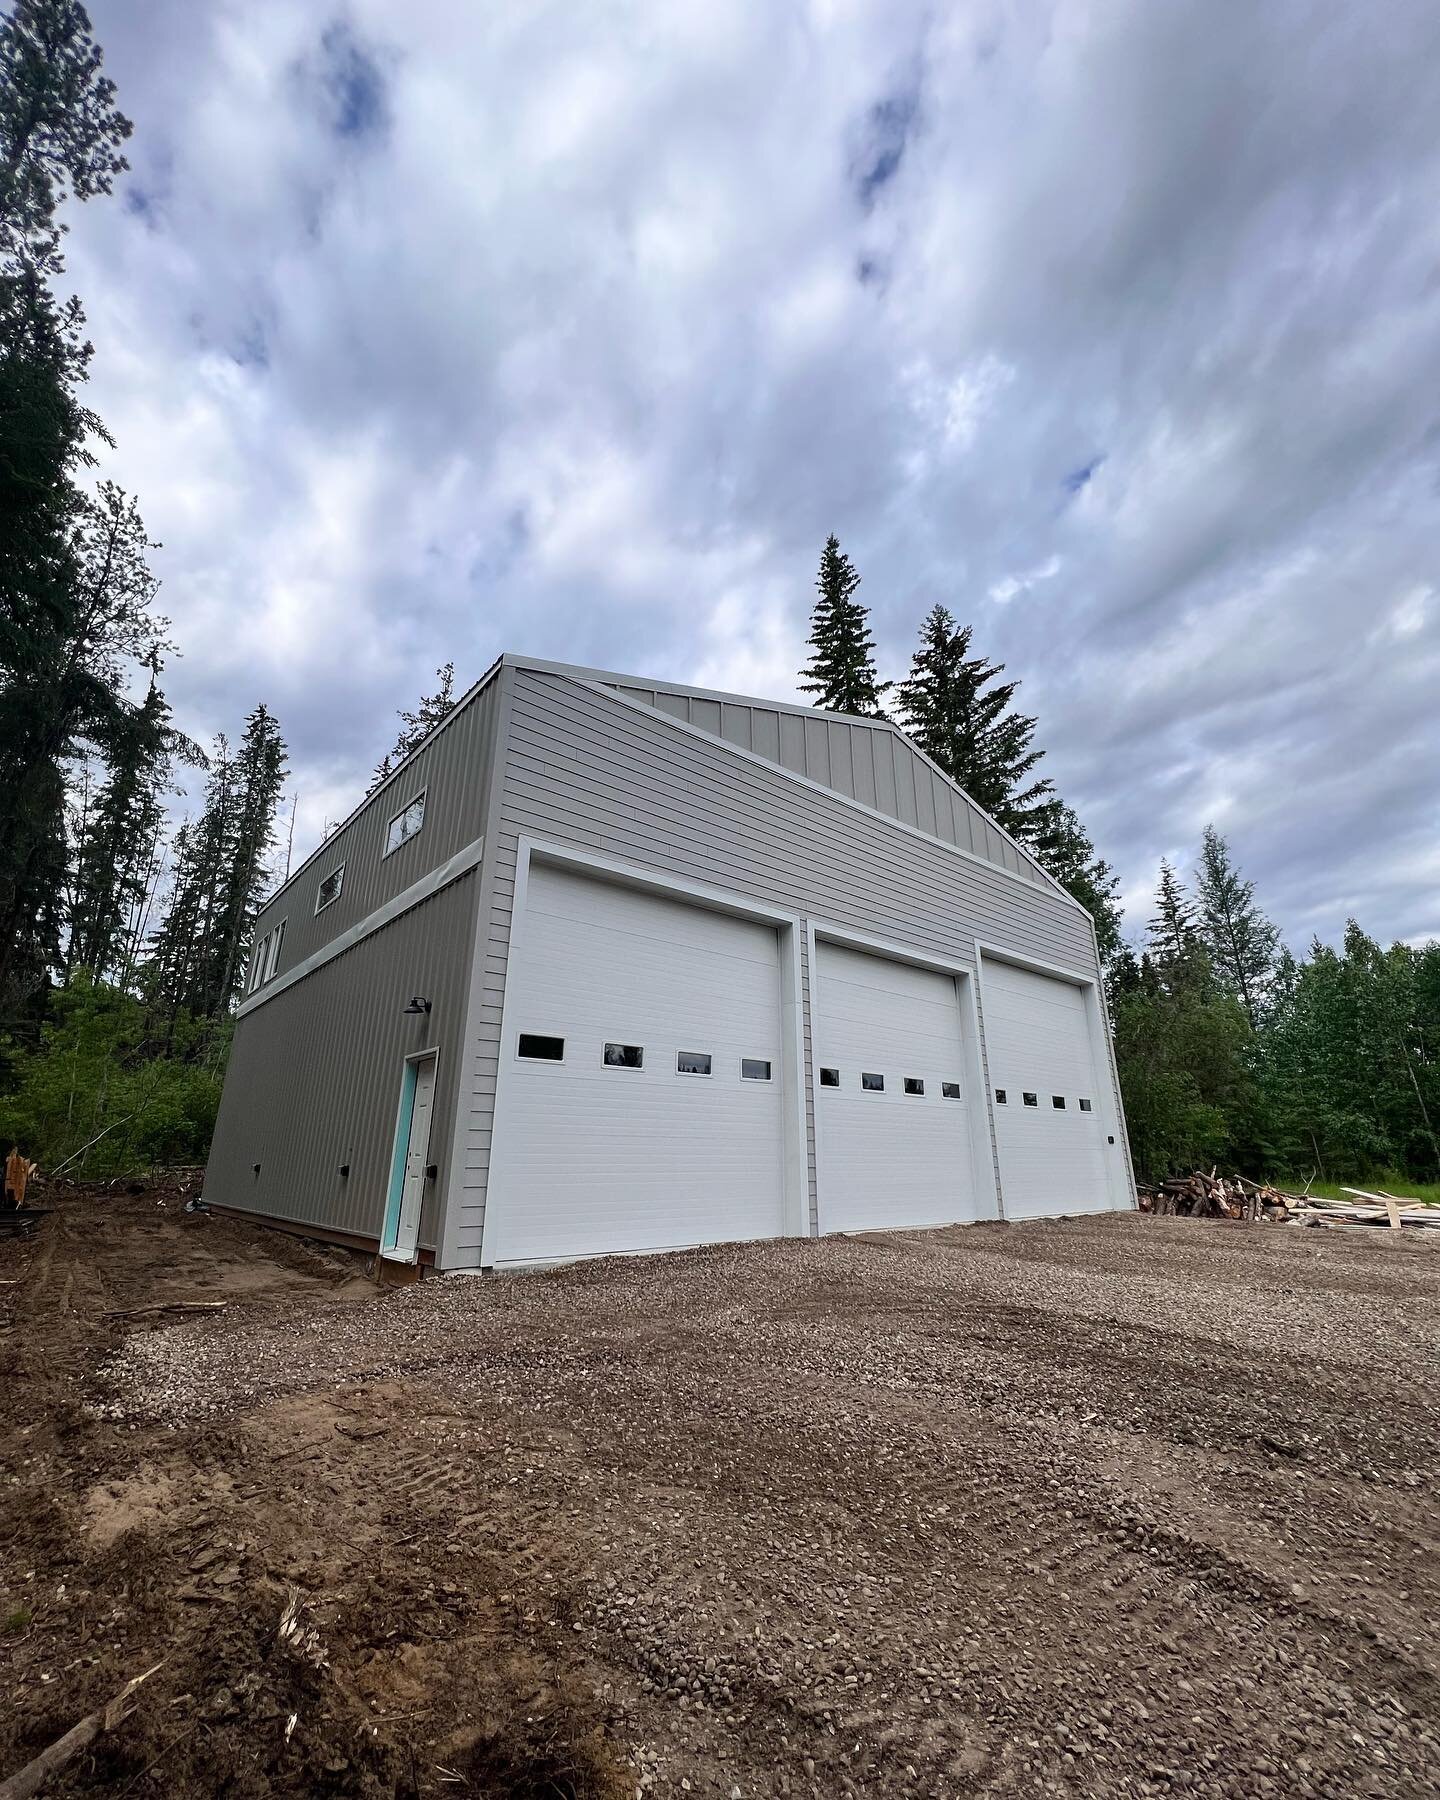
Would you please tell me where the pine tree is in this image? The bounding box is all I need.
[895,603,1057,842]
[1194,825,1280,1029]
[1147,859,1202,970]
[798,537,889,717]
[370,661,457,790]
[67,673,184,984]
[0,1,134,1005]
[148,706,288,1017]
[1034,803,1123,963]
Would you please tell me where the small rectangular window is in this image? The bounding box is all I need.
[1079,1097,1093,1112]
[994,1088,1007,1105]
[943,1081,962,1100]
[1023,1092,1038,1108]
[1052,1095,1066,1110]
[518,1033,564,1061]
[603,1042,644,1069]
[384,790,427,857]
[316,865,345,914]
[861,1072,884,1092]
[265,919,285,980]
[247,935,266,994]
[904,1077,925,1096]
[741,1058,772,1081]
[677,1050,712,1076]
[819,1067,840,1088]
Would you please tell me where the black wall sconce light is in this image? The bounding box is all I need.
[338,1162,350,1179]
[403,995,432,1016]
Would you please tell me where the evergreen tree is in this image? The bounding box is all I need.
[1034,802,1123,963]
[67,672,186,984]
[895,603,1057,842]
[1147,859,1198,967]
[1194,825,1280,1028]
[370,660,457,790]
[0,5,135,1004]
[798,537,888,717]
[148,707,288,1017]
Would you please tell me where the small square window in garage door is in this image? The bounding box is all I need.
[741,1058,772,1081]
[603,1042,644,1069]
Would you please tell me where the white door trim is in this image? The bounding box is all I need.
[807,921,1001,1232]
[382,1046,441,1263]
[480,837,810,1265]
[973,940,1135,1214]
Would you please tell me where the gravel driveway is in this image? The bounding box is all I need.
[6,1198,1439,1797]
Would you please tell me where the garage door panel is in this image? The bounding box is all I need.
[984,958,1111,1219]
[816,943,976,1234]
[486,866,786,1264]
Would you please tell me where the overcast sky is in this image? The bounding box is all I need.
[70,1,1440,949]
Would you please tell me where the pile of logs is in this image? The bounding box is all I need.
[1138,1170,1440,1233]
[1138,1170,1288,1221]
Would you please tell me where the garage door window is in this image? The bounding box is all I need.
[904,1077,924,1096]
[993,1088,1007,1104]
[1023,1092,1038,1107]
[1079,1097,1093,1112]
[741,1058,772,1081]
[861,1072,884,1092]
[820,1067,840,1087]
[603,1042,644,1069]
[1052,1095,1066,1109]
[676,1051,712,1076]
[518,1033,564,1061]
[943,1082,962,1100]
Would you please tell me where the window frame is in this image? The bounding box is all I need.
[1078,1097,1093,1112]
[861,1071,885,1093]
[602,1041,644,1071]
[264,918,286,981]
[1022,1091,1038,1108]
[382,788,427,859]
[517,1032,565,1063]
[740,1057,772,1082]
[676,1050,713,1077]
[993,1088,1007,1105]
[315,863,346,915]
[1052,1094,1067,1110]
[942,1081,962,1100]
[819,1066,840,1088]
[903,1076,925,1097]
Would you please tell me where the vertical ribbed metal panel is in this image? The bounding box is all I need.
[250,678,500,982]
[207,873,479,1250]
[448,671,1105,1261]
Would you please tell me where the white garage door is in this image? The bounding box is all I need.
[814,942,976,1233]
[982,958,1112,1219]
[484,865,787,1264]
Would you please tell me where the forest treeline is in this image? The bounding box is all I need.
[2,4,1435,1191]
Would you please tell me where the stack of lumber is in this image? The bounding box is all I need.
[1138,1171,1440,1233]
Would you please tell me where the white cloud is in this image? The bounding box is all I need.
[58,0,1440,951]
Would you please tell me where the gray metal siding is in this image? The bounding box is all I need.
[247,676,501,986]
[449,669,1098,1262]
[207,871,479,1251]
[601,678,1047,887]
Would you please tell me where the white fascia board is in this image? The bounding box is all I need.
[256,656,504,917]
[236,834,484,1018]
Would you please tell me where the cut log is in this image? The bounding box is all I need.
[0,1662,162,1800]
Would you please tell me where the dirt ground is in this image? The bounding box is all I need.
[2,1191,1439,1799]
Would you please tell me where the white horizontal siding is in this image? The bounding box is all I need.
[447,671,1100,1261]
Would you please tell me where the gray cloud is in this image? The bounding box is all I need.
[67,0,1440,946]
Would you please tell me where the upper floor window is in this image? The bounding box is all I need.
[248,918,287,992]
[384,790,426,857]
[316,865,345,914]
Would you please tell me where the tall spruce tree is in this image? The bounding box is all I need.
[67,671,189,984]
[1147,859,1198,967]
[1194,825,1280,1029]
[0,3,141,1005]
[148,707,288,1017]
[895,603,1057,842]
[798,536,888,717]
[1034,803,1123,963]
[369,660,458,790]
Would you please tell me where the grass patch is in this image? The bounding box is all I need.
[1296,1173,1440,1208]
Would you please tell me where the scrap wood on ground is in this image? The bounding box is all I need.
[1137,1168,1440,1232]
